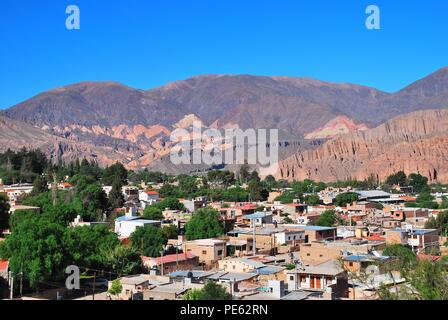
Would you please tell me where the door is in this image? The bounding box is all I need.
[310,277,315,289]
[316,277,322,289]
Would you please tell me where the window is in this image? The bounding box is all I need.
[233,265,236,270]
[349,262,353,267]
[307,253,311,256]
[290,276,294,281]
[319,254,323,258]
[202,250,207,255]
[218,250,223,256]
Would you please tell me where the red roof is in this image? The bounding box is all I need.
[0,260,9,271]
[146,191,159,196]
[366,234,386,241]
[61,182,73,187]
[142,252,197,265]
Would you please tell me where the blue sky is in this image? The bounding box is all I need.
[1,0,447,108]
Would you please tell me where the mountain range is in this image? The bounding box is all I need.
[1,67,448,182]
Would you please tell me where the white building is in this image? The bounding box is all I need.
[114,216,162,238]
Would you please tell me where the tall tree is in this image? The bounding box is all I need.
[109,180,125,209]
[0,194,10,232]
[185,207,224,240]
[130,225,167,257]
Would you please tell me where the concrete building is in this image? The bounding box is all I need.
[286,260,349,299]
[182,239,227,267]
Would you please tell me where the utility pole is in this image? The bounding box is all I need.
[160,251,164,276]
[20,269,23,298]
[9,272,14,300]
[92,272,96,301]
[252,218,257,257]
[176,246,179,269]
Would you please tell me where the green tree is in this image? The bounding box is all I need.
[161,225,179,239]
[63,225,120,269]
[382,244,417,270]
[0,214,65,289]
[304,194,321,205]
[408,173,429,193]
[108,279,123,298]
[155,197,185,211]
[183,281,232,300]
[0,194,10,232]
[334,193,359,207]
[130,225,168,257]
[143,206,164,220]
[102,162,128,186]
[425,211,448,236]
[239,164,250,184]
[109,180,125,209]
[315,210,338,227]
[101,245,143,276]
[247,179,269,202]
[386,171,407,186]
[185,207,224,240]
[182,288,203,300]
[31,175,48,195]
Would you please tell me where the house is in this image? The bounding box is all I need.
[218,258,265,273]
[58,182,74,191]
[355,190,391,201]
[281,203,308,217]
[242,211,273,226]
[388,207,429,222]
[114,216,161,238]
[0,260,8,299]
[122,186,139,201]
[385,227,439,253]
[346,201,377,214]
[299,239,386,265]
[273,229,306,246]
[141,253,199,275]
[285,225,337,243]
[286,259,349,299]
[143,282,192,300]
[181,197,206,213]
[110,275,170,300]
[342,253,393,273]
[139,190,160,202]
[182,239,227,267]
[0,260,8,279]
[139,190,160,208]
[228,227,280,254]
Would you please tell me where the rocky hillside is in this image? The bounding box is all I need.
[277,110,448,183]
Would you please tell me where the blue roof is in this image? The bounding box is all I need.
[249,266,285,275]
[343,254,391,262]
[244,212,272,219]
[290,225,336,231]
[115,215,140,222]
[391,228,436,235]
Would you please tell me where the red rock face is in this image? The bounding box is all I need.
[277,110,448,183]
[304,116,370,140]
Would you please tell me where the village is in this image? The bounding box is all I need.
[1,155,447,301]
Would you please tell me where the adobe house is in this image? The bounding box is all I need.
[182,239,227,267]
[286,260,349,299]
[142,252,199,275]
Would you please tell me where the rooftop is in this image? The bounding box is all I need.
[293,260,344,276]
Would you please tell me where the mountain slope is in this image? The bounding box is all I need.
[277,109,448,183]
